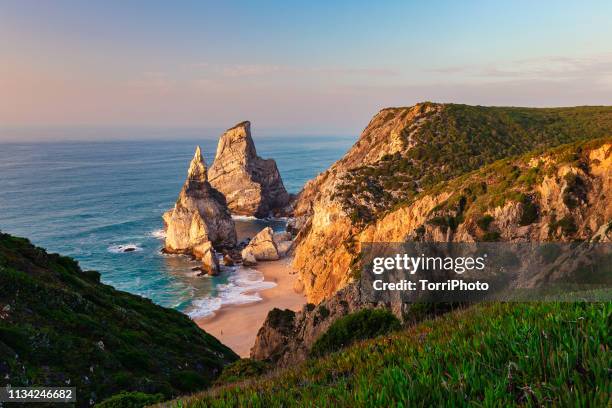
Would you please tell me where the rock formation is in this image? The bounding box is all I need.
[240,227,294,265]
[253,137,612,366]
[208,121,291,218]
[290,104,612,303]
[163,146,237,272]
[241,227,280,262]
[192,241,220,276]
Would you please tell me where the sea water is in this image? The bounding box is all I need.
[0,136,354,317]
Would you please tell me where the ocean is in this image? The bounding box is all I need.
[0,135,354,317]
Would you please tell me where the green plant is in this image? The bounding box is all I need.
[0,232,237,406]
[562,173,587,209]
[550,215,578,236]
[171,301,612,407]
[476,214,494,231]
[481,231,501,241]
[215,359,270,384]
[267,308,295,331]
[96,392,164,408]
[310,309,401,357]
[519,195,539,225]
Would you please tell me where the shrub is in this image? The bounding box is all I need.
[481,231,501,242]
[267,308,295,332]
[170,370,209,392]
[216,359,269,384]
[476,215,494,231]
[96,392,164,408]
[556,216,578,236]
[310,309,401,357]
[562,173,587,209]
[519,195,539,225]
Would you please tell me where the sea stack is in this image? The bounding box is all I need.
[163,146,237,269]
[208,121,291,218]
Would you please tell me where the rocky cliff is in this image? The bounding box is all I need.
[163,146,236,266]
[292,103,612,303]
[253,137,612,366]
[208,121,291,218]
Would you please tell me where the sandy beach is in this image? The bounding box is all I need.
[195,257,305,357]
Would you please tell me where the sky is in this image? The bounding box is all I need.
[1,0,611,140]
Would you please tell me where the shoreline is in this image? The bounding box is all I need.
[195,257,305,357]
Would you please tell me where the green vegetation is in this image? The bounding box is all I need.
[0,232,238,407]
[267,308,296,331]
[168,302,611,407]
[550,215,578,237]
[518,194,539,226]
[476,214,494,231]
[418,137,610,238]
[336,104,612,223]
[562,173,587,209]
[310,309,401,357]
[215,359,270,384]
[96,392,164,408]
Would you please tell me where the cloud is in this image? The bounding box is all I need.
[428,53,612,85]
[188,63,399,79]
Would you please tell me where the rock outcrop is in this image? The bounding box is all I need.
[240,227,295,265]
[192,241,220,276]
[163,146,237,270]
[241,227,280,262]
[208,121,291,218]
[291,104,612,303]
[254,138,612,367]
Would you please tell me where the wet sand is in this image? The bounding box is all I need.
[195,257,305,357]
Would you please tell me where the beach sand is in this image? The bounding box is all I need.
[195,257,305,357]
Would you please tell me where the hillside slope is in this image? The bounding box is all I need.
[0,233,238,406]
[165,301,611,407]
[253,137,612,366]
[292,104,612,303]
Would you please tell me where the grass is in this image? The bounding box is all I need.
[310,309,401,358]
[411,136,611,240]
[165,301,611,407]
[335,104,612,223]
[0,232,238,406]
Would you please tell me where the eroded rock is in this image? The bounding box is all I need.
[208,121,290,217]
[163,146,237,261]
[241,227,280,262]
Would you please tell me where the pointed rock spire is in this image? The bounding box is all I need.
[187,145,208,181]
[209,121,290,217]
[163,145,237,259]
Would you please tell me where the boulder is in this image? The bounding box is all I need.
[222,254,235,266]
[208,121,291,218]
[241,227,280,261]
[163,146,237,258]
[241,248,258,266]
[276,240,293,257]
[193,241,220,276]
[273,231,292,244]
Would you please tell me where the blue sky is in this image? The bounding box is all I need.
[1,1,611,140]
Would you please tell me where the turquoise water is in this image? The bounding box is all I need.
[0,136,353,316]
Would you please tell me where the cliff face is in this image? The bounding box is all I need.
[0,233,238,406]
[254,138,612,366]
[208,121,290,218]
[292,104,612,303]
[163,146,236,258]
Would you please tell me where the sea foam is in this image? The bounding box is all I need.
[107,243,143,253]
[149,229,166,239]
[187,267,276,318]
